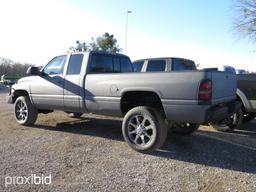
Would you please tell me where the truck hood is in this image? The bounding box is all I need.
[17,76,34,83]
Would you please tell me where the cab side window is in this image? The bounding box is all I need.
[89,53,133,73]
[43,55,67,75]
[113,57,121,72]
[89,54,113,73]
[67,54,84,75]
[121,57,133,72]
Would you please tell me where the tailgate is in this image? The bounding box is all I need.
[210,71,237,104]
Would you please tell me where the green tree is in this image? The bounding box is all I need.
[92,32,121,53]
[70,32,121,53]
[70,40,88,52]
[234,0,256,40]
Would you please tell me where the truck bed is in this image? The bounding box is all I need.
[84,70,237,123]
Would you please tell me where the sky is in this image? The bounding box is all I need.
[0,0,255,71]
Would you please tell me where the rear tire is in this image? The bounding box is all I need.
[122,106,168,153]
[14,96,38,125]
[170,123,199,135]
[211,108,243,132]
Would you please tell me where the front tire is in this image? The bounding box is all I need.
[211,108,243,132]
[14,96,38,125]
[122,106,168,153]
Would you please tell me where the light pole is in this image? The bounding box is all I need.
[125,10,132,54]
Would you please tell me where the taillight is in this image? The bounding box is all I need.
[199,80,212,101]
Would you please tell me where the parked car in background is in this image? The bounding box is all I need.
[133,57,197,72]
[211,73,256,131]
[236,69,249,74]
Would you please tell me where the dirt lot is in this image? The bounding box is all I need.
[0,85,256,192]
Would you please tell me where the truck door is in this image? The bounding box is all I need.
[63,54,84,112]
[30,55,67,110]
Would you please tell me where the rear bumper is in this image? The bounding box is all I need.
[205,101,241,123]
[163,100,241,124]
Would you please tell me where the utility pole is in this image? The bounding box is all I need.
[125,11,132,54]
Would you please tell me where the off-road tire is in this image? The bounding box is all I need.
[122,106,168,153]
[14,96,38,125]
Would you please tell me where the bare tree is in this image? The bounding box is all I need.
[234,0,256,40]
[0,58,33,76]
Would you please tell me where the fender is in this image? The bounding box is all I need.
[236,88,252,111]
[10,78,32,104]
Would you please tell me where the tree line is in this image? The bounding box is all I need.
[0,58,32,77]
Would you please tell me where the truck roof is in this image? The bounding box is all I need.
[133,57,195,63]
[72,51,129,58]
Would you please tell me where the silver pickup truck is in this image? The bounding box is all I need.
[7,51,239,152]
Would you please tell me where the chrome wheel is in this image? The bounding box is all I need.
[122,106,168,152]
[15,100,28,122]
[14,96,38,125]
[127,114,157,148]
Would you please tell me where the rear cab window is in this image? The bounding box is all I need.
[120,57,133,72]
[146,60,166,72]
[172,58,196,71]
[89,53,133,73]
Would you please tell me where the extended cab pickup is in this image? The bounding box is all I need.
[7,52,240,152]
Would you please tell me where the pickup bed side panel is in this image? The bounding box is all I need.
[84,72,207,118]
[84,71,237,123]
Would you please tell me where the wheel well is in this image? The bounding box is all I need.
[121,91,165,117]
[13,90,29,102]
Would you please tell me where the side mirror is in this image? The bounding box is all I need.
[26,66,40,76]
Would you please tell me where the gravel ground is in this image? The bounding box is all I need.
[0,85,256,192]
